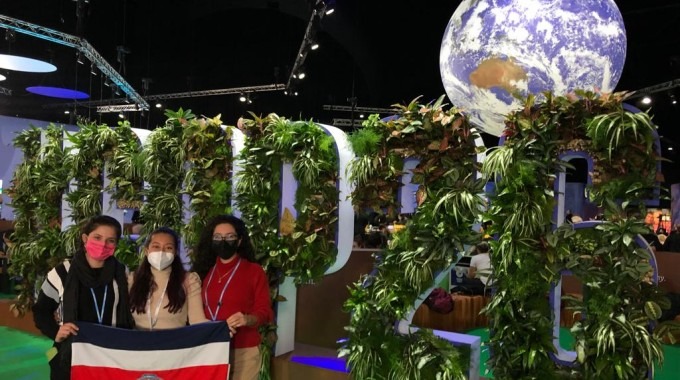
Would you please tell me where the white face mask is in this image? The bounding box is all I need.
[147,251,175,270]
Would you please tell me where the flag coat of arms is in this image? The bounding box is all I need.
[71,321,230,380]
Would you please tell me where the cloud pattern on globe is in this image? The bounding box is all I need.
[439,0,626,136]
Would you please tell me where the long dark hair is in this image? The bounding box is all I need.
[129,227,187,314]
[191,214,256,280]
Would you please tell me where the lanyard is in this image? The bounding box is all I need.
[204,259,241,321]
[89,285,108,325]
[147,280,169,331]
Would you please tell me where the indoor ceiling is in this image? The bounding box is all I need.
[1,0,679,182]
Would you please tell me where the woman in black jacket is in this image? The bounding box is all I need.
[32,215,134,379]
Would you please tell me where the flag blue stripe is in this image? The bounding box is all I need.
[72,321,230,351]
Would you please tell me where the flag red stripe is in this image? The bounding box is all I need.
[72,364,230,380]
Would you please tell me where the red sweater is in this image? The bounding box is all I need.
[202,258,273,349]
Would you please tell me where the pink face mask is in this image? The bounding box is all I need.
[85,239,116,261]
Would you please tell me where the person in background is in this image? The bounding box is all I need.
[192,215,273,380]
[466,241,493,294]
[32,215,134,380]
[130,210,143,235]
[663,224,680,252]
[128,227,207,330]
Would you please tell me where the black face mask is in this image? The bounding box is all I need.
[212,240,239,260]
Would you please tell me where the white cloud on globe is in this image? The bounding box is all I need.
[440,0,626,136]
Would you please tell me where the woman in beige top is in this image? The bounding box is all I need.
[128,227,207,330]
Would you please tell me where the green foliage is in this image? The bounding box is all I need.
[105,121,145,210]
[341,95,484,379]
[234,113,340,380]
[63,120,118,253]
[139,109,188,237]
[180,112,233,251]
[7,126,51,313]
[482,90,664,379]
[235,113,339,284]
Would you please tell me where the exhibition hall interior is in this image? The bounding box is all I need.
[2,1,680,379]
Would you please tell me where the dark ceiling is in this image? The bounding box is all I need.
[1,0,679,183]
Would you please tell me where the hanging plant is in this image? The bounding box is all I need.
[181,113,233,251]
[6,126,43,314]
[63,120,118,253]
[105,120,145,210]
[234,113,340,380]
[235,113,339,284]
[341,96,485,379]
[139,109,187,236]
[482,90,666,379]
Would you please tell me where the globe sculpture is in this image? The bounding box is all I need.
[440,0,627,136]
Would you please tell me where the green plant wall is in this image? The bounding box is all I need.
[482,91,666,379]
[341,96,486,380]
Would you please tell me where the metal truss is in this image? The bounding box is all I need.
[323,104,396,114]
[0,86,12,96]
[625,78,680,98]
[0,14,149,110]
[96,104,142,113]
[144,84,285,100]
[332,118,364,127]
[44,84,286,110]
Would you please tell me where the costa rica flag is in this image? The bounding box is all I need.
[71,321,230,380]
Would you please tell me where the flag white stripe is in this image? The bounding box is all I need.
[72,341,229,371]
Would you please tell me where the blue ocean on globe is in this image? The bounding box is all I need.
[440,0,627,136]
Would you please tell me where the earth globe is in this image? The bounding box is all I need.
[439,0,627,136]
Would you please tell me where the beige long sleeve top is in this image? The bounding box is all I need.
[128,268,208,330]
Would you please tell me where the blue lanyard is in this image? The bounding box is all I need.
[89,285,108,325]
[204,260,241,321]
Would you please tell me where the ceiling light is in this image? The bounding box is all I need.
[641,96,652,105]
[0,54,57,73]
[26,86,89,99]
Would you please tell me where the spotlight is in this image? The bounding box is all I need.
[670,93,677,105]
[118,113,124,119]
[298,72,306,79]
[103,78,111,87]
[310,38,320,50]
[155,102,162,108]
[76,52,84,65]
[90,63,97,76]
[239,93,247,102]
[64,110,70,114]
[641,96,652,105]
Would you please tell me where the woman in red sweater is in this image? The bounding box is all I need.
[192,215,273,380]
